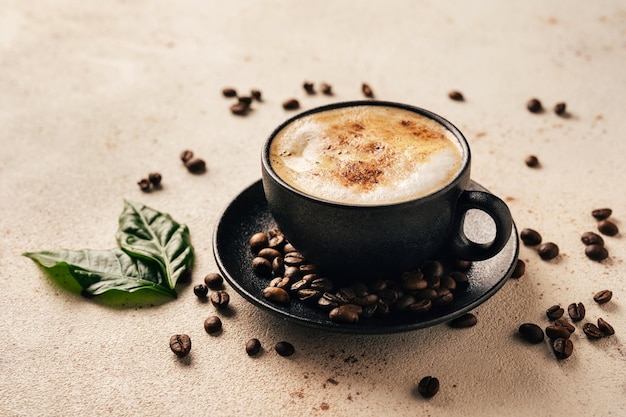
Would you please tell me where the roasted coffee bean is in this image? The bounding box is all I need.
[269,276,290,289]
[249,232,268,254]
[222,87,237,97]
[376,299,390,315]
[353,294,379,307]
[237,96,253,106]
[417,376,440,398]
[263,286,290,304]
[593,289,612,304]
[329,304,362,323]
[290,275,316,292]
[284,252,306,267]
[527,98,543,113]
[525,155,540,168]
[597,318,614,336]
[204,273,224,289]
[137,178,151,192]
[407,299,432,315]
[368,279,388,292]
[432,288,454,308]
[453,259,472,271]
[303,81,315,94]
[413,288,438,301]
[448,90,464,101]
[148,172,162,187]
[585,244,608,261]
[268,233,286,250]
[582,323,604,339]
[568,302,585,322]
[597,220,619,236]
[283,266,301,282]
[426,276,440,290]
[210,290,230,309]
[275,341,295,357]
[203,315,222,334]
[336,287,357,303]
[439,274,457,291]
[297,289,322,303]
[282,98,300,110]
[185,158,206,174]
[180,149,194,163]
[518,323,544,344]
[554,319,575,334]
[320,83,333,95]
[252,257,272,277]
[592,208,612,220]
[520,228,542,246]
[310,277,334,292]
[552,338,573,360]
[257,247,282,261]
[378,288,400,304]
[272,257,285,276]
[449,271,469,292]
[362,83,374,98]
[230,101,251,115]
[448,313,477,328]
[360,303,378,318]
[317,292,342,311]
[395,294,417,312]
[245,338,261,356]
[352,282,369,298]
[546,305,564,320]
[581,231,604,246]
[545,325,571,340]
[400,271,427,291]
[299,264,318,275]
[554,102,567,116]
[250,89,262,101]
[422,261,444,279]
[283,243,297,253]
[169,334,191,358]
[510,259,526,278]
[193,284,209,298]
[538,242,559,260]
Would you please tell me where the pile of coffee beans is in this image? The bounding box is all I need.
[137,172,163,192]
[180,150,206,174]
[249,228,474,325]
[222,87,263,116]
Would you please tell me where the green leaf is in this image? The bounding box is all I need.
[115,200,193,290]
[23,249,177,297]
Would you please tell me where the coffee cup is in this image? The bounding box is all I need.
[261,101,513,279]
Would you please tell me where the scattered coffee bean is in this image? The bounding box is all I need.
[581,231,604,246]
[303,81,315,94]
[320,83,333,95]
[362,83,374,98]
[250,89,262,101]
[262,286,290,304]
[222,87,237,97]
[282,98,300,110]
[526,98,543,113]
[546,304,564,320]
[448,313,477,328]
[448,90,464,101]
[545,325,571,340]
[597,318,614,336]
[511,259,526,278]
[230,102,250,116]
[148,172,162,187]
[329,304,362,323]
[210,290,230,309]
[249,232,269,254]
[237,96,252,106]
[169,334,191,358]
[552,337,573,359]
[597,220,618,236]
[520,228,542,246]
[585,244,608,261]
[193,284,208,298]
[275,341,295,357]
[554,102,567,116]
[568,302,585,322]
[518,323,544,344]
[538,242,559,260]
[204,273,224,289]
[137,178,151,192]
[582,322,604,339]
[525,155,540,168]
[203,315,222,334]
[593,289,612,304]
[591,208,612,220]
[185,158,207,174]
[554,318,575,334]
[246,338,262,356]
[417,376,440,399]
[180,149,194,164]
[252,257,272,277]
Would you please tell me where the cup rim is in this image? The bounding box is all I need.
[262,100,471,208]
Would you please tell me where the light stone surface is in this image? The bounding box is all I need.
[1,1,625,416]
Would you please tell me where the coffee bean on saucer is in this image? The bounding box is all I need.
[527,98,543,113]
[449,271,469,292]
[452,259,472,271]
[593,290,612,304]
[554,102,567,116]
[282,98,300,110]
[448,90,464,101]
[257,247,282,261]
[567,302,585,322]
[518,323,544,344]
[538,242,559,260]
[597,318,615,336]
[329,304,362,323]
[406,299,432,315]
[169,334,192,358]
[581,231,604,246]
[263,286,290,304]
[448,313,477,328]
[582,322,604,340]
[210,290,230,309]
[417,376,440,398]
[204,273,224,289]
[204,315,222,334]
[246,338,262,356]
[552,337,573,360]
[275,341,295,357]
[510,259,526,278]
[598,220,618,236]
[193,284,209,298]
[592,208,612,220]
[252,257,272,277]
[525,155,540,168]
[520,228,542,246]
[585,244,608,261]
[546,304,564,320]
[249,232,269,254]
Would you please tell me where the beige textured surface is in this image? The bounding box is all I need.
[1,1,625,416]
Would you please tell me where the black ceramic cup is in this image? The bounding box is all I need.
[261,101,513,279]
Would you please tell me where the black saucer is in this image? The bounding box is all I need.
[213,180,519,334]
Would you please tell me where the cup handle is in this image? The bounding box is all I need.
[447,190,513,261]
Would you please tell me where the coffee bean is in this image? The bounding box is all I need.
[275,341,295,357]
[267,229,286,250]
[230,102,250,116]
[252,257,272,277]
[585,244,608,261]
[317,292,342,311]
[303,81,315,94]
[527,98,543,113]
[193,284,208,298]
[262,286,290,304]
[320,83,333,95]
[329,304,362,323]
[546,304,564,320]
[282,242,297,253]
[290,274,316,292]
[297,289,322,303]
[407,299,432,315]
[222,87,237,97]
[417,376,440,398]
[180,149,194,163]
[249,232,268,254]
[448,90,464,101]
[511,259,526,278]
[336,287,357,303]
[282,98,300,110]
[137,178,151,192]
[237,96,253,106]
[538,242,559,260]
[269,276,291,289]
[284,251,306,267]
[210,290,230,309]
[568,302,585,322]
[525,155,540,168]
[299,264,318,275]
[257,247,282,261]
[395,294,417,312]
[362,83,375,98]
[453,259,472,271]
[185,158,206,174]
[593,289,612,304]
[353,294,379,307]
[582,323,604,339]
[169,334,191,358]
[520,228,542,246]
[518,323,544,344]
[554,102,567,116]
[554,319,575,334]
[203,315,222,334]
[439,274,457,291]
[581,231,604,246]
[449,271,469,292]
[552,337,573,360]
[400,271,428,291]
[597,318,614,336]
[592,208,612,220]
[598,220,619,236]
[310,277,334,292]
[422,261,444,279]
[246,338,262,356]
[448,313,477,328]
[204,273,224,289]
[148,172,162,187]
[272,257,285,276]
[545,325,571,340]
[250,89,262,101]
[432,288,454,307]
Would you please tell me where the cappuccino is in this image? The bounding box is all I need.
[269,105,463,205]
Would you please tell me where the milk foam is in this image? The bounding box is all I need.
[269,106,463,205]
